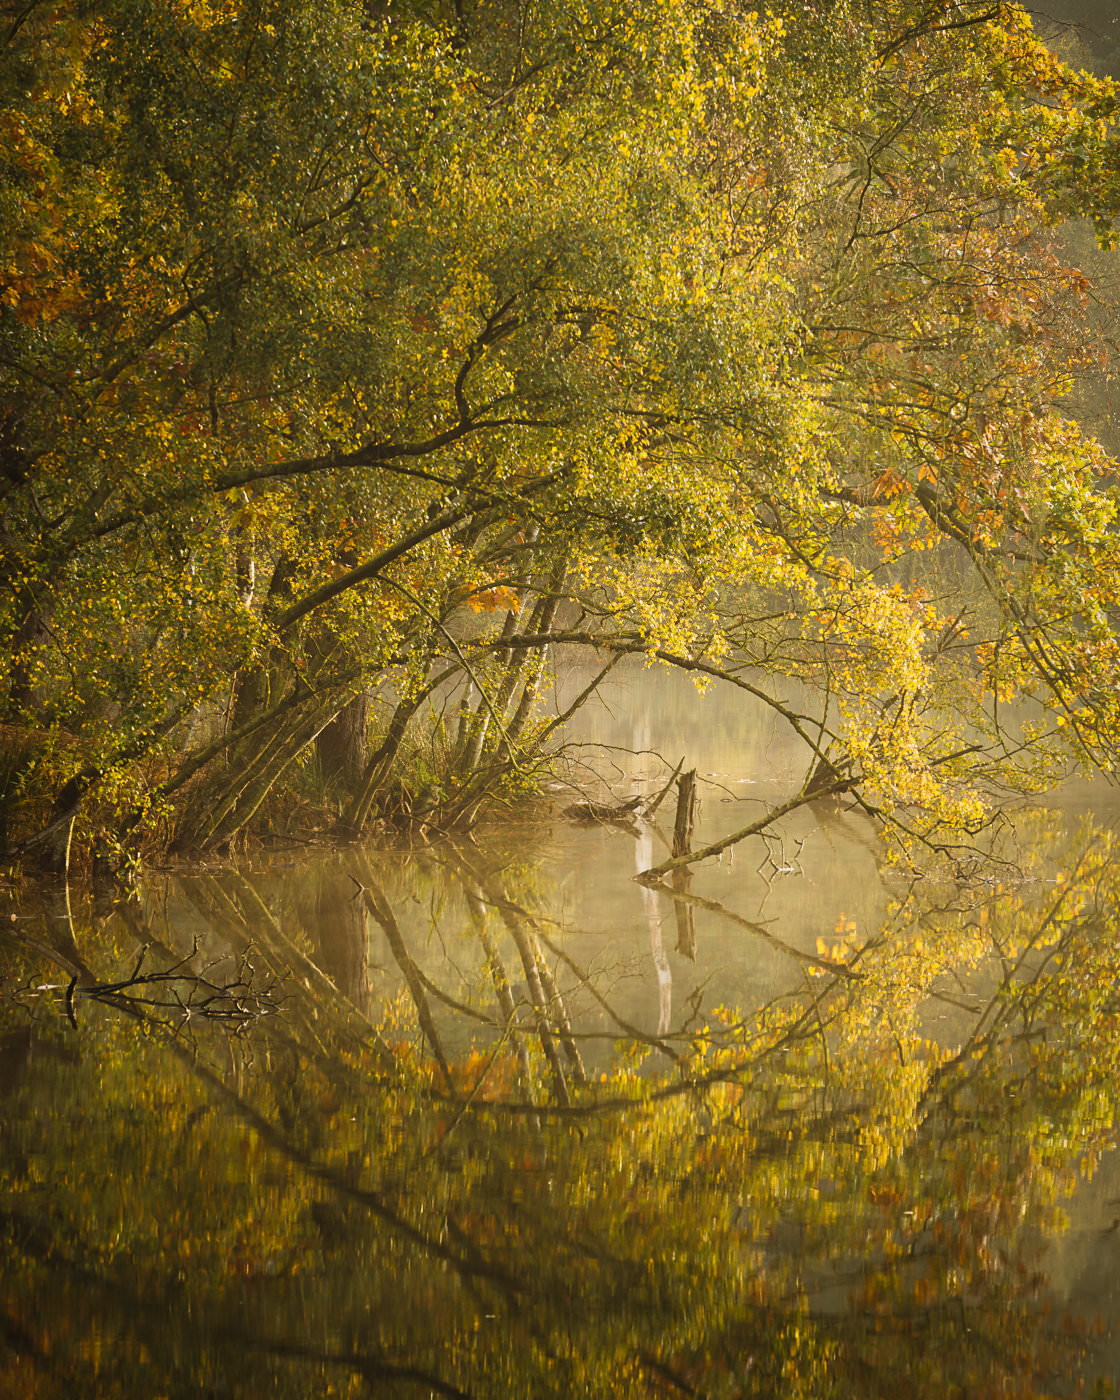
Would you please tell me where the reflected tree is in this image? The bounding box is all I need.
[3,813,1120,1394]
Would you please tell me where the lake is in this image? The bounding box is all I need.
[4,660,1120,1397]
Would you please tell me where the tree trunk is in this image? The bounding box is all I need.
[672,770,697,858]
[173,690,336,850]
[315,691,370,799]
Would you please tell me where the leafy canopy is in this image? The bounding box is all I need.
[2,0,1120,862]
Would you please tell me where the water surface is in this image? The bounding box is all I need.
[4,663,1120,1397]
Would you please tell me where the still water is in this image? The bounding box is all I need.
[4,662,1120,1397]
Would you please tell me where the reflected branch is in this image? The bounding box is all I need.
[464,881,537,1099]
[350,861,454,1092]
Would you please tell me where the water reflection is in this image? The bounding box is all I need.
[4,668,1120,1394]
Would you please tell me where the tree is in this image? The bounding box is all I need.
[2,0,1120,867]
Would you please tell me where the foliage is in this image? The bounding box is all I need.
[3,0,1120,863]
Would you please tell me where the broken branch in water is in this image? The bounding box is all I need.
[635,777,852,883]
[24,940,288,1033]
[643,755,685,820]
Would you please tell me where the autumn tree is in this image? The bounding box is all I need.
[2,0,1120,866]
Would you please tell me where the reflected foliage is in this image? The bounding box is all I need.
[3,812,1120,1396]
